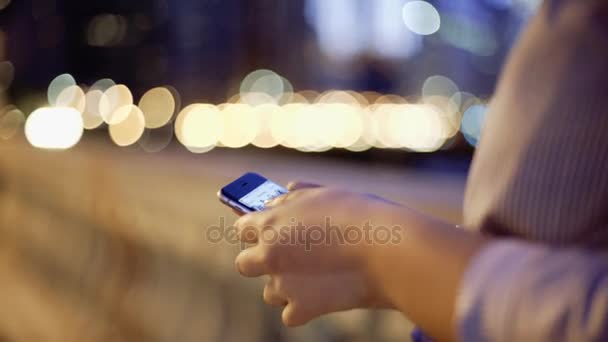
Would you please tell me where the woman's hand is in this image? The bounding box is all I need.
[233,182,400,326]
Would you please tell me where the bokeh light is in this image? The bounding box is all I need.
[388,104,446,152]
[108,105,146,146]
[139,87,176,128]
[87,14,128,47]
[25,107,83,149]
[240,69,288,102]
[90,78,116,92]
[251,104,281,149]
[47,73,76,106]
[219,103,258,148]
[461,104,488,147]
[175,104,223,153]
[0,60,15,91]
[82,89,107,129]
[100,84,134,124]
[55,85,86,113]
[402,1,441,36]
[422,75,459,100]
[0,106,24,140]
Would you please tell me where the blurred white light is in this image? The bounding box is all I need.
[139,87,176,128]
[359,107,379,147]
[316,90,359,105]
[220,103,259,148]
[100,84,133,124]
[373,104,401,148]
[328,103,364,148]
[239,92,276,106]
[461,104,487,147]
[25,107,83,149]
[175,104,223,152]
[0,61,15,91]
[0,106,24,140]
[55,85,86,113]
[278,92,309,105]
[387,104,446,152]
[251,104,281,148]
[371,0,422,58]
[270,103,305,148]
[305,0,364,60]
[82,90,107,129]
[289,104,327,150]
[422,75,459,100]
[240,69,290,102]
[47,73,76,106]
[402,1,441,36]
[108,105,145,146]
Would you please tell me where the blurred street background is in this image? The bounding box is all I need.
[0,0,540,341]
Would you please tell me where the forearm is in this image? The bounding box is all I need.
[364,206,487,341]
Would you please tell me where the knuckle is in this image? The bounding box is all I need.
[261,247,281,273]
[262,286,274,304]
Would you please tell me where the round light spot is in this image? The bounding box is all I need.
[0,61,15,91]
[270,103,305,148]
[0,106,24,140]
[240,69,285,101]
[422,75,459,100]
[220,103,258,148]
[55,85,86,113]
[25,107,83,149]
[82,89,107,129]
[87,14,128,47]
[48,73,76,106]
[326,103,364,148]
[239,92,277,106]
[108,105,145,146]
[251,104,281,148]
[461,104,487,147]
[90,78,116,92]
[402,1,441,35]
[388,104,446,152]
[139,87,175,128]
[175,104,223,151]
[100,84,133,124]
[316,90,360,105]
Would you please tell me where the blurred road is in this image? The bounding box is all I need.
[0,136,466,342]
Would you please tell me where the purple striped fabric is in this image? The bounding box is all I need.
[457,0,608,340]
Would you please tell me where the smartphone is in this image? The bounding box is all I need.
[218,172,288,214]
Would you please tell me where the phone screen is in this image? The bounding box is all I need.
[238,180,287,211]
[220,172,288,213]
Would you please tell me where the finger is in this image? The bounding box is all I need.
[286,181,323,191]
[264,189,310,207]
[234,213,265,243]
[232,208,245,216]
[235,245,270,277]
[282,302,313,327]
[264,277,288,307]
[264,193,290,208]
